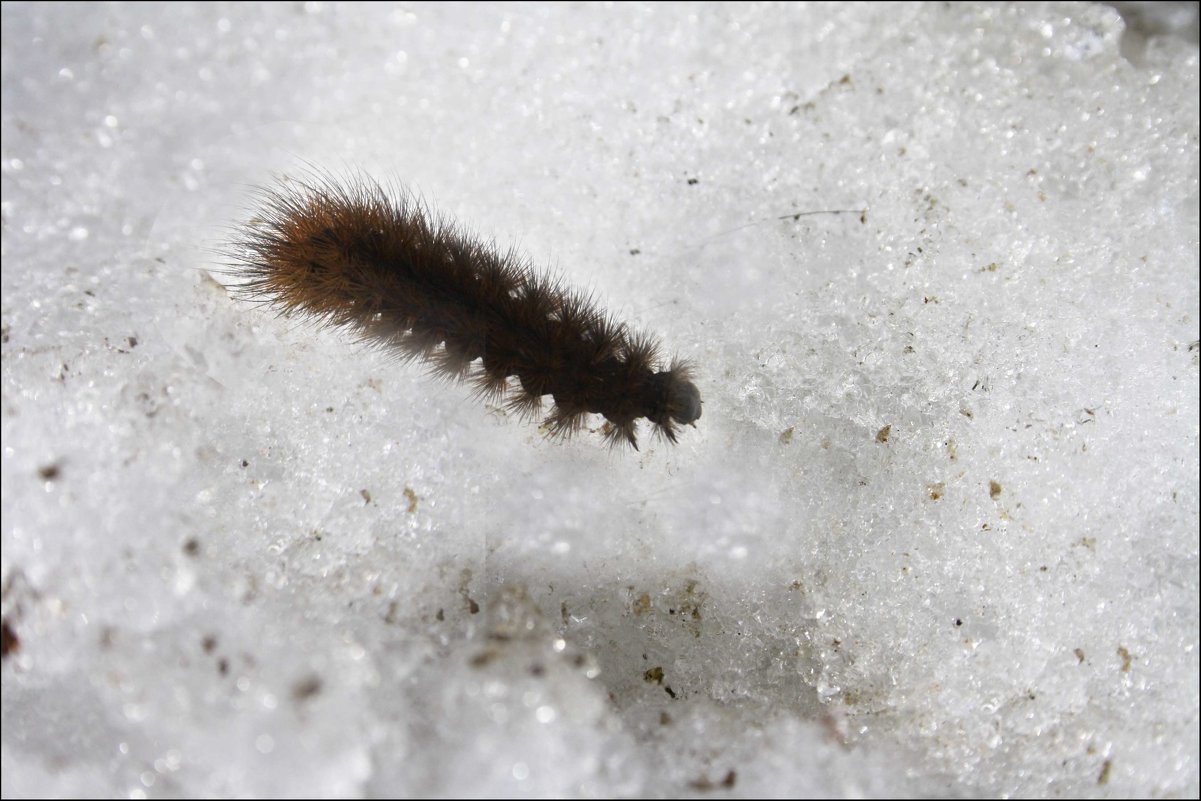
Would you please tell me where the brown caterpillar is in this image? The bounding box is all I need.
[226,174,701,449]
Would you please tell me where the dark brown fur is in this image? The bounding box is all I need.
[227,175,701,448]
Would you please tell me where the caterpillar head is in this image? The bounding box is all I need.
[665,372,701,426]
[645,363,701,445]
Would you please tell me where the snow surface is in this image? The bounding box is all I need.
[2,2,1198,797]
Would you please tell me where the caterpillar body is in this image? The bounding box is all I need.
[227,175,701,449]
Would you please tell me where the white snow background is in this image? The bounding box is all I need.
[2,2,1198,798]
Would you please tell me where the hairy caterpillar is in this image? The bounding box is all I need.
[226,174,701,449]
